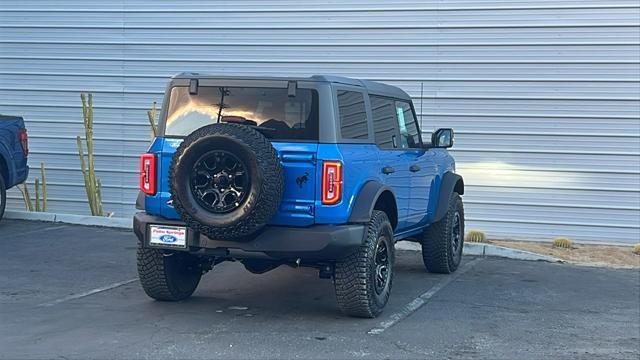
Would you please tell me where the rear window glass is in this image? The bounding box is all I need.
[164,86,319,141]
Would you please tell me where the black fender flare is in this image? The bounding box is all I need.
[433,172,464,222]
[0,144,13,185]
[348,181,396,224]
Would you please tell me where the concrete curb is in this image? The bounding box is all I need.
[5,210,131,229]
[396,241,563,263]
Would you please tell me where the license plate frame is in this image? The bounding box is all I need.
[148,225,188,249]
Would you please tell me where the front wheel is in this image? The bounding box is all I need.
[421,192,464,274]
[137,243,202,301]
[334,210,395,318]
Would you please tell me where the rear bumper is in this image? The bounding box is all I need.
[133,212,365,261]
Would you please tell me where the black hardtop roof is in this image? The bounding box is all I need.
[172,73,411,101]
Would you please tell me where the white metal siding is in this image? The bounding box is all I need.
[1,1,638,243]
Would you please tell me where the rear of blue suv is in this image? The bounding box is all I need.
[134,74,464,317]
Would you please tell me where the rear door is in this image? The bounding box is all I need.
[370,95,413,231]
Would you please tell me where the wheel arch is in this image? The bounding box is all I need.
[0,151,9,186]
[433,172,464,222]
[348,181,398,230]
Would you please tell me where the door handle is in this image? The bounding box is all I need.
[410,165,421,172]
[382,166,395,174]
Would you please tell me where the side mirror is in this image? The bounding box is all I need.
[431,128,454,148]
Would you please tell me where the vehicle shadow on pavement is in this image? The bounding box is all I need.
[131,250,443,324]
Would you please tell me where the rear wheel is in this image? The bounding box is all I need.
[137,243,202,301]
[0,175,6,221]
[334,210,395,318]
[421,192,464,274]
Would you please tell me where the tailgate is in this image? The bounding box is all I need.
[269,142,318,226]
[152,138,317,227]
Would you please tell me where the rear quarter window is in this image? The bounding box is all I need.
[337,90,369,140]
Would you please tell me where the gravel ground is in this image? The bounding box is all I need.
[491,240,640,268]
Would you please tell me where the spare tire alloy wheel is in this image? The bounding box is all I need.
[191,150,250,214]
[170,123,284,240]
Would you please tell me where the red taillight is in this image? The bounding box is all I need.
[322,160,343,205]
[18,128,28,156]
[139,153,157,195]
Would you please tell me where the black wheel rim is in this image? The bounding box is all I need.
[374,237,390,296]
[190,150,250,214]
[451,212,462,261]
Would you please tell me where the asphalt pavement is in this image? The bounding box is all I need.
[1,219,638,359]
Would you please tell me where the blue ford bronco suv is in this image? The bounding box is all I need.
[134,74,464,318]
[0,115,29,221]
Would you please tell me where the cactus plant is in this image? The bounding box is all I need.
[147,101,158,139]
[77,93,104,216]
[18,161,48,212]
[553,237,573,249]
[465,230,487,243]
[633,244,640,255]
[34,178,40,212]
[40,162,47,212]
[18,183,33,211]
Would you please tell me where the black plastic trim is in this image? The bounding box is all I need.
[433,172,464,222]
[133,212,365,261]
[135,191,145,210]
[348,181,395,224]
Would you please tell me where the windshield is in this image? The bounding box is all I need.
[164,86,319,141]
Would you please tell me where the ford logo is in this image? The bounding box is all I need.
[159,235,177,243]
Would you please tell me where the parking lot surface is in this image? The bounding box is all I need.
[1,219,639,359]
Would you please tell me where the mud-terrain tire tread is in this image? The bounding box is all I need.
[334,210,394,318]
[421,192,464,274]
[169,123,284,240]
[137,243,202,301]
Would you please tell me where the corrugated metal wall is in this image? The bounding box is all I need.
[1,1,639,243]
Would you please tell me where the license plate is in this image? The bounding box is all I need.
[149,225,187,248]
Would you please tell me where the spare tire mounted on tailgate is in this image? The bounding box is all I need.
[169,123,284,240]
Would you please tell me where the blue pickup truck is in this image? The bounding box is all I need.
[0,115,29,221]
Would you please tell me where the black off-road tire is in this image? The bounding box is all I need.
[137,243,202,301]
[421,192,464,274]
[169,123,284,240]
[334,210,395,318]
[0,175,6,221]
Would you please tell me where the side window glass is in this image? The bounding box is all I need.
[370,95,398,149]
[337,90,369,140]
[395,101,420,148]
